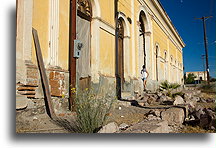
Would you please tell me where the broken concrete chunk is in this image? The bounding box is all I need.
[161,108,185,126]
[122,120,170,133]
[119,123,129,130]
[98,122,119,133]
[173,95,185,105]
[16,95,28,110]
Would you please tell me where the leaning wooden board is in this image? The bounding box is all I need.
[32,28,56,119]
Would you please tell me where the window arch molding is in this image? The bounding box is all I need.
[118,12,131,38]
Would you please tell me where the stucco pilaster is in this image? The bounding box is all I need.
[91,18,100,83]
[16,0,33,84]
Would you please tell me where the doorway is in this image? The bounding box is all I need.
[77,0,92,90]
[117,19,125,90]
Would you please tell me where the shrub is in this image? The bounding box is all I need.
[74,88,114,133]
[199,83,216,93]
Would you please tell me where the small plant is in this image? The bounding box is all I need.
[199,83,215,93]
[160,80,180,90]
[160,80,181,98]
[74,88,114,133]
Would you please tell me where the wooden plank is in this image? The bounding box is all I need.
[32,28,56,119]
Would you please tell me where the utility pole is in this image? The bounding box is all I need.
[195,16,212,84]
[201,55,206,81]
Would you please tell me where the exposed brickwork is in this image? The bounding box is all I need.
[49,70,65,97]
[17,61,68,99]
[17,84,37,98]
[25,61,38,86]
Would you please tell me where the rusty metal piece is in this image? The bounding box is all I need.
[32,28,56,119]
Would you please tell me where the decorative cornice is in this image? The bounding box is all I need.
[139,0,185,50]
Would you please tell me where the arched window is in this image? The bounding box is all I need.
[139,11,146,65]
[164,51,167,80]
[164,51,167,61]
[155,45,159,81]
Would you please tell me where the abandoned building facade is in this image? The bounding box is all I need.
[16,0,185,110]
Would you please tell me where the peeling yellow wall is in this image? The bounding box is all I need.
[152,20,167,56]
[169,40,176,60]
[32,0,49,65]
[99,29,115,77]
[99,0,115,26]
[58,0,69,70]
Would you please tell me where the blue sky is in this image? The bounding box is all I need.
[159,0,216,78]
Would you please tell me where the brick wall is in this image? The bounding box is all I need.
[49,69,65,97]
[17,61,68,99]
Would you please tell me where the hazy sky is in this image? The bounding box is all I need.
[159,0,216,78]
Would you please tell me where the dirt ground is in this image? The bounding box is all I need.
[16,86,215,133]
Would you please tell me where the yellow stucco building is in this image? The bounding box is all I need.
[16,0,185,110]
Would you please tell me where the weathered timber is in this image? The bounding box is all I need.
[32,28,56,119]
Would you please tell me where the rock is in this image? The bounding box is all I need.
[140,94,149,101]
[148,115,161,121]
[210,126,215,130]
[183,92,192,100]
[122,120,170,133]
[206,98,215,103]
[199,98,207,103]
[195,105,204,112]
[173,95,185,105]
[161,108,185,126]
[191,96,200,102]
[140,94,149,102]
[98,122,119,133]
[157,92,163,97]
[147,110,161,117]
[194,109,205,119]
[158,95,166,102]
[185,99,197,109]
[144,102,150,106]
[159,95,174,105]
[198,108,216,129]
[147,96,157,105]
[210,119,216,129]
[199,114,210,128]
[155,110,161,117]
[16,95,28,110]
[148,93,159,99]
[189,115,196,121]
[150,120,169,133]
[119,123,129,130]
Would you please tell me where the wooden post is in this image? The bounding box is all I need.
[69,0,77,111]
[32,28,56,119]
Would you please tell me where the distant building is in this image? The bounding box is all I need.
[186,71,207,84]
